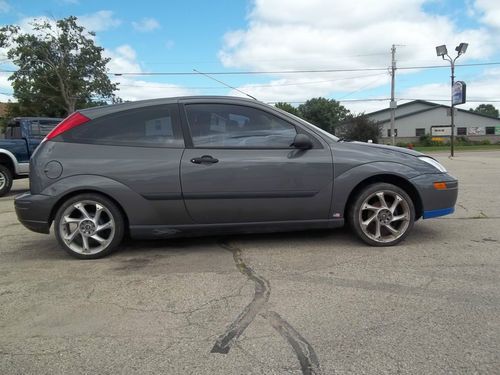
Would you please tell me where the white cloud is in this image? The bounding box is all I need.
[472,0,500,29]
[105,45,195,101]
[132,17,161,32]
[114,78,195,101]
[78,10,121,32]
[0,72,14,101]
[219,0,497,105]
[105,44,141,73]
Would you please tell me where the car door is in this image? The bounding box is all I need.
[179,101,334,224]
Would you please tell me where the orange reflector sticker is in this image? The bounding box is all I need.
[433,182,447,190]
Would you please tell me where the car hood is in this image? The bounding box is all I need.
[350,141,425,157]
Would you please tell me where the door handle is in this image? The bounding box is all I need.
[190,155,219,164]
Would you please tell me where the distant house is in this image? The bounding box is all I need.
[353,100,500,143]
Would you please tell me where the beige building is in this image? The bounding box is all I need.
[364,100,500,143]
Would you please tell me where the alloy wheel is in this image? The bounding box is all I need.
[59,200,115,255]
[0,171,5,190]
[358,190,411,244]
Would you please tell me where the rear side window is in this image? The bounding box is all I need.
[30,120,60,138]
[185,104,297,148]
[60,105,183,148]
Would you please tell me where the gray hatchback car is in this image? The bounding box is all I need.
[15,96,457,259]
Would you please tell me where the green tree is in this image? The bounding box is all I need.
[298,97,350,134]
[274,102,300,116]
[470,104,499,118]
[0,16,118,117]
[338,114,381,143]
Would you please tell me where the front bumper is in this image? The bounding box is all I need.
[14,192,55,234]
[410,173,458,219]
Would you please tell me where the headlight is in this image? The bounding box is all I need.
[418,156,447,173]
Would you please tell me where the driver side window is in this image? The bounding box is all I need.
[185,104,296,148]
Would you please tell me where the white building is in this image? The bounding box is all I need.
[364,100,500,143]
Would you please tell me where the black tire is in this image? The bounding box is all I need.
[347,182,415,246]
[54,193,125,259]
[0,165,13,197]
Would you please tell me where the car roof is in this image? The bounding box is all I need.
[79,96,263,119]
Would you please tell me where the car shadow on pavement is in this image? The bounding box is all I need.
[10,223,440,262]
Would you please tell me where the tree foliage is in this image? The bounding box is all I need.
[298,97,350,134]
[470,104,499,118]
[274,102,300,116]
[0,16,118,117]
[337,114,381,143]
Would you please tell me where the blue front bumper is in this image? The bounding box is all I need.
[423,207,455,219]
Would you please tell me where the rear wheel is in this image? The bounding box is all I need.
[0,165,13,197]
[54,193,125,259]
[348,183,415,246]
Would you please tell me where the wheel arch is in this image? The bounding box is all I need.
[49,189,131,236]
[0,151,16,175]
[344,174,423,220]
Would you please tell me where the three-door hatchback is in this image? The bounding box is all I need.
[15,96,458,259]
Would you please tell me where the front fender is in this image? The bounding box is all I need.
[331,161,421,218]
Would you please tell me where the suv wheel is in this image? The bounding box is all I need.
[54,193,125,259]
[348,183,415,246]
[0,165,13,197]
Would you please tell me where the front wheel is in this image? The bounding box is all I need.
[348,183,415,246]
[0,165,13,197]
[54,193,125,259]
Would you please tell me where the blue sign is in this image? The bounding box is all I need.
[452,81,466,105]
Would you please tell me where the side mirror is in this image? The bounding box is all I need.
[291,133,313,150]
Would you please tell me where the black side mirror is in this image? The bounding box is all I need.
[291,133,313,150]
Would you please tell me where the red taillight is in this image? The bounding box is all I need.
[44,112,90,141]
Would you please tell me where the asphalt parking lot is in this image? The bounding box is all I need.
[1,151,499,374]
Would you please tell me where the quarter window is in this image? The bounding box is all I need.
[61,105,183,148]
[185,104,297,148]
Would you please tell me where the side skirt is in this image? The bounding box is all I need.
[129,218,345,239]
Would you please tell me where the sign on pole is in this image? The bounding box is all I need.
[452,81,466,105]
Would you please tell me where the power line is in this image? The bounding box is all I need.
[2,61,500,76]
[115,72,388,90]
[97,61,500,76]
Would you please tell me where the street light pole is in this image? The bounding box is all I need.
[450,60,455,157]
[435,43,468,158]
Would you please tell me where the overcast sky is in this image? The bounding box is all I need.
[1,0,500,114]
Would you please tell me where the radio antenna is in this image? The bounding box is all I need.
[193,68,258,101]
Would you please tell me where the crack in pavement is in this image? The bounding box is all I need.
[211,241,323,375]
[211,242,270,354]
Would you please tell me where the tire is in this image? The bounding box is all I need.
[0,165,13,197]
[54,193,125,259]
[347,183,415,246]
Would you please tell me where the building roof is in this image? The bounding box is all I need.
[366,100,500,125]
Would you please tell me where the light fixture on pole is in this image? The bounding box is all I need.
[435,42,468,157]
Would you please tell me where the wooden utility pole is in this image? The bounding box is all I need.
[390,44,397,145]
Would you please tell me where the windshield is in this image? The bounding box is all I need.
[272,107,340,142]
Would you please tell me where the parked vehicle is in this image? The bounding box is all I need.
[15,97,458,259]
[0,117,61,196]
